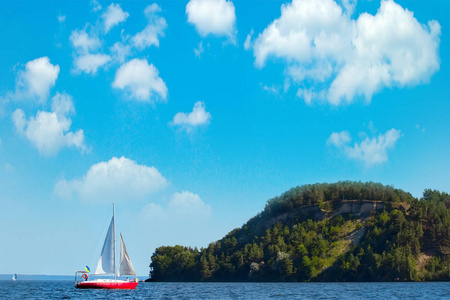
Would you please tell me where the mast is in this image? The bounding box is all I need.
[113,203,116,280]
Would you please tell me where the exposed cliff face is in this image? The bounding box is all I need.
[330,201,385,218]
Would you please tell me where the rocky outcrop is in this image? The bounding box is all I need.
[330,200,385,218]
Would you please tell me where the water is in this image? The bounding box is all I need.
[1,281,449,299]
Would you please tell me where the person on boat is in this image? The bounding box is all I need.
[126,277,129,281]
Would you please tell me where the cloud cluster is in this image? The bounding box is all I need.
[112,59,167,102]
[172,101,211,132]
[12,93,86,156]
[70,29,111,75]
[68,3,168,102]
[328,128,402,166]
[109,4,168,101]
[252,0,441,105]
[186,0,236,40]
[14,57,60,103]
[132,4,167,50]
[70,3,131,75]
[142,191,212,220]
[55,156,168,202]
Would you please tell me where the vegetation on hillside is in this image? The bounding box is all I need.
[149,182,450,282]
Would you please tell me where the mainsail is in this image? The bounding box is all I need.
[118,233,136,276]
[95,216,115,274]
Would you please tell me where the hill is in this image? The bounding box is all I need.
[148,181,450,282]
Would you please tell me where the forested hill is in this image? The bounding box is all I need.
[149,182,450,282]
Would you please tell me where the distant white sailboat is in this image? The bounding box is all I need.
[12,274,17,281]
[75,204,138,289]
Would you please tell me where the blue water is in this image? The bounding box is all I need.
[1,281,449,299]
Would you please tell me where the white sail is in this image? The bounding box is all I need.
[118,233,136,276]
[95,216,115,274]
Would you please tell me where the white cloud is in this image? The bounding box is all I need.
[58,14,66,23]
[172,101,211,131]
[252,0,441,105]
[132,4,167,50]
[194,41,204,58]
[70,29,111,74]
[244,29,254,51]
[328,128,401,166]
[91,0,102,12]
[70,29,101,54]
[296,88,325,105]
[12,93,86,156]
[110,42,132,64]
[74,54,111,74]
[169,191,212,218]
[142,191,212,220]
[103,3,129,33]
[186,0,236,39]
[112,59,167,102]
[329,1,440,104]
[261,83,279,95]
[327,130,351,147]
[141,203,165,219]
[54,156,168,202]
[341,0,357,16]
[144,2,162,15]
[14,57,60,103]
[138,191,213,258]
[11,109,25,132]
[253,0,350,67]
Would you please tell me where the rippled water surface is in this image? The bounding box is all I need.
[1,281,449,299]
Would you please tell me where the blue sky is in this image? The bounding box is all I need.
[0,0,448,276]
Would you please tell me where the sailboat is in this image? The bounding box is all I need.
[12,274,17,281]
[75,204,138,289]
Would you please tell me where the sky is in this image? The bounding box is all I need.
[0,0,449,276]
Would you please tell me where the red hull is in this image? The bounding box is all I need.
[76,280,138,289]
